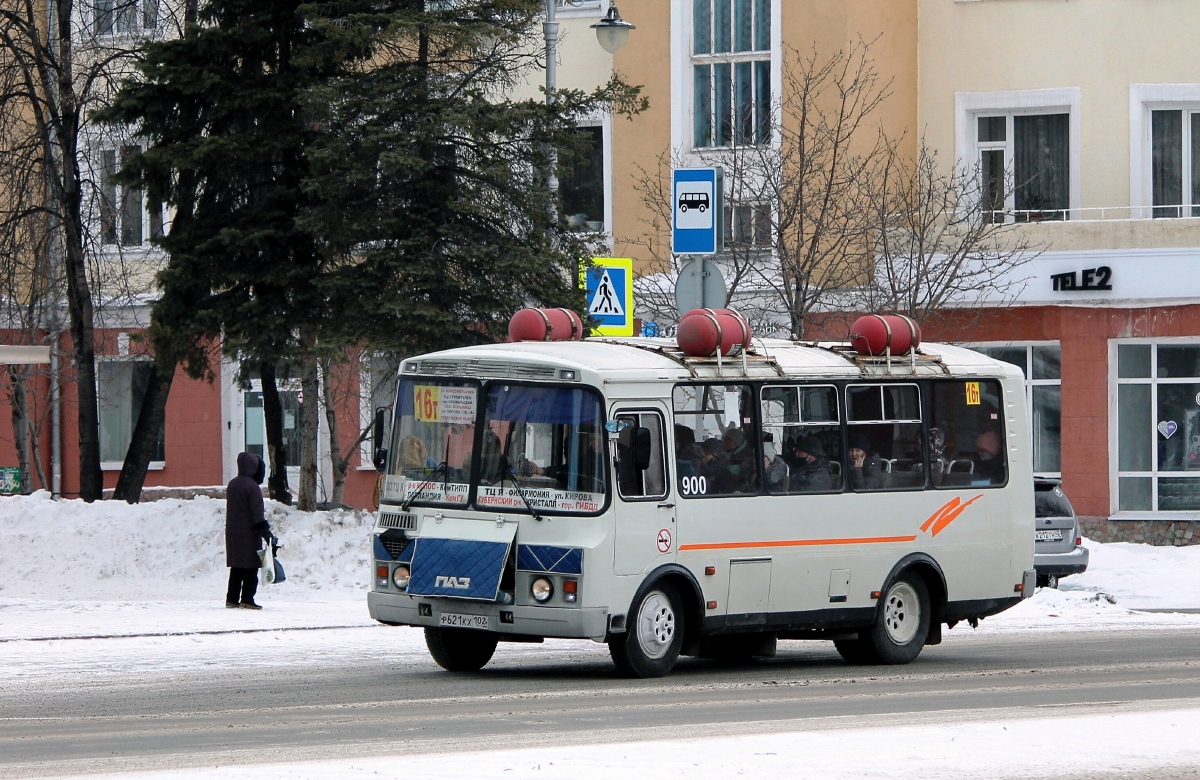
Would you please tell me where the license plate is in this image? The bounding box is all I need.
[439,612,490,630]
[1035,529,1063,541]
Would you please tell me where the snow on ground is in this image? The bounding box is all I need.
[5,494,1200,778]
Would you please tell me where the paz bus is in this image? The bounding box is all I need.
[366,309,1035,678]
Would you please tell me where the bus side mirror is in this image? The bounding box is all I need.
[634,427,653,471]
[373,407,388,473]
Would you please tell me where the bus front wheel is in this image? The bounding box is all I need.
[610,583,684,678]
[835,573,930,666]
[425,627,498,672]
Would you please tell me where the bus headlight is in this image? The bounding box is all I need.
[531,577,553,603]
[392,565,411,589]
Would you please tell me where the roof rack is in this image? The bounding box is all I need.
[823,344,951,377]
[589,337,786,378]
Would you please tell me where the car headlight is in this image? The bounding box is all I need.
[392,565,411,589]
[531,577,553,603]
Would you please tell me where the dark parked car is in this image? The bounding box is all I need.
[1034,476,1089,588]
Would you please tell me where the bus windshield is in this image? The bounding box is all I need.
[387,379,479,506]
[477,384,606,514]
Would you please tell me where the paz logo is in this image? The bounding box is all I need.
[1158,421,1179,439]
[435,576,471,590]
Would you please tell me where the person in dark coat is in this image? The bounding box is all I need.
[226,452,271,609]
[848,433,883,491]
[789,435,835,493]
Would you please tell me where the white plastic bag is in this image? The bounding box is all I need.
[259,539,276,585]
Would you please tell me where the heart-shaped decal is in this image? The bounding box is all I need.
[1159,420,1179,439]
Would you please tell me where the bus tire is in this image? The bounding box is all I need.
[610,583,684,678]
[836,573,930,665]
[424,627,498,672]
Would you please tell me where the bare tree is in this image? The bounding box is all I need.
[707,39,893,339]
[0,0,158,500]
[856,139,1040,326]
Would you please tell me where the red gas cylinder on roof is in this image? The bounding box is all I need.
[848,314,922,356]
[677,308,753,357]
[508,308,584,342]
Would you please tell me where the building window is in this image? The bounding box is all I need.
[1150,109,1200,218]
[99,360,165,465]
[559,125,605,232]
[94,0,158,36]
[1115,341,1200,513]
[975,113,1070,222]
[722,202,770,250]
[99,146,160,246]
[974,343,1061,475]
[692,0,771,149]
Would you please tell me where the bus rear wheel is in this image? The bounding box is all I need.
[610,583,684,678]
[425,627,498,672]
[835,573,930,666]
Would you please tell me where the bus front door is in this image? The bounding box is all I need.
[611,406,675,576]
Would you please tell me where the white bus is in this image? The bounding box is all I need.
[367,335,1035,678]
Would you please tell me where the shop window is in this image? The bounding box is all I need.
[975,343,1061,475]
[759,385,841,494]
[99,360,165,465]
[929,380,1007,488]
[1115,341,1200,512]
[846,384,924,491]
[673,383,760,497]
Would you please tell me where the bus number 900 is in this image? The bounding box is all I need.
[680,476,708,496]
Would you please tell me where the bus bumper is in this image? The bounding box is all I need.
[368,591,609,641]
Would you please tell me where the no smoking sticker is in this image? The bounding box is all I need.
[657,529,673,553]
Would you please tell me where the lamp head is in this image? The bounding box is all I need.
[591,2,635,55]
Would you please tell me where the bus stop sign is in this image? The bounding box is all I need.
[672,167,723,255]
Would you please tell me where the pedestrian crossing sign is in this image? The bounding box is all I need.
[582,257,634,336]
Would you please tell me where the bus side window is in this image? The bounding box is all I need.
[615,412,667,500]
[761,385,843,494]
[931,380,1007,488]
[672,384,760,497]
[847,384,926,491]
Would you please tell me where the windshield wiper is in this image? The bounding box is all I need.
[496,450,543,522]
[400,461,449,512]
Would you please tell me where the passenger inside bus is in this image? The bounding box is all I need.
[848,433,883,490]
[788,434,836,492]
[477,429,508,485]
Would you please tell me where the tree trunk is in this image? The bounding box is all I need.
[8,367,31,494]
[297,335,320,511]
[322,361,348,507]
[112,362,174,502]
[260,360,291,504]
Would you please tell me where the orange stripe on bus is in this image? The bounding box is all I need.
[678,535,918,552]
[931,494,983,536]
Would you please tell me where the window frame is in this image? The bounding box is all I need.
[759,383,843,496]
[671,381,762,499]
[681,0,779,153]
[955,88,1081,221]
[970,341,1062,478]
[1130,85,1200,219]
[613,408,670,502]
[97,356,166,471]
[1111,338,1200,518]
[91,0,159,37]
[845,382,927,493]
[96,143,161,248]
[558,117,612,236]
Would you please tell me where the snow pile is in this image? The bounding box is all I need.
[0,491,373,602]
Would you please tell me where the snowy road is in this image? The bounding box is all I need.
[3,626,1200,778]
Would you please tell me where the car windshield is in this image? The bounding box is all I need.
[383,380,479,507]
[477,384,606,514]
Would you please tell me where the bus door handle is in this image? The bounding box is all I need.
[657,502,675,510]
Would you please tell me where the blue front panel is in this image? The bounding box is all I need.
[517,545,583,575]
[408,538,510,600]
[373,536,394,561]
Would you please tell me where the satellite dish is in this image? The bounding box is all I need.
[674,257,727,315]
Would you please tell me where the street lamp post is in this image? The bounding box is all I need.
[543,1,635,221]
